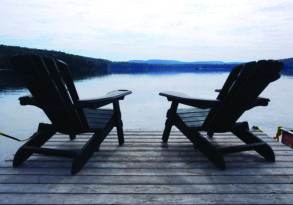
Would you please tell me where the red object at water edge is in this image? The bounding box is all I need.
[275,127,293,149]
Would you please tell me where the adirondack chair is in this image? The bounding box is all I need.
[160,60,283,169]
[11,54,131,174]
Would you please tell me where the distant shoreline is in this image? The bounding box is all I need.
[1,44,293,76]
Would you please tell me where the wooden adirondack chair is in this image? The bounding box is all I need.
[160,60,283,169]
[11,54,131,174]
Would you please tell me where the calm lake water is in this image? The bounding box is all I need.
[0,72,293,163]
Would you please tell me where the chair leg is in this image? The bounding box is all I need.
[194,133,226,169]
[183,129,225,169]
[207,131,214,138]
[13,123,56,167]
[71,120,114,174]
[116,120,124,145]
[69,134,76,140]
[162,119,173,143]
[232,122,275,162]
[71,131,107,175]
[174,117,225,169]
[162,102,178,143]
[71,133,99,175]
[113,101,124,145]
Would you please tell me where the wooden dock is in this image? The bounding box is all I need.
[0,130,293,204]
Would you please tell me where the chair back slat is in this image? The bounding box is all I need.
[203,60,283,132]
[12,55,87,133]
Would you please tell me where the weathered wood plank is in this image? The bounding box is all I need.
[0,193,292,204]
[42,141,286,148]
[50,134,272,138]
[1,161,292,169]
[54,131,268,136]
[22,149,293,158]
[53,131,271,137]
[1,130,291,205]
[6,151,293,163]
[48,137,277,143]
[1,175,293,185]
[40,144,292,151]
[1,167,293,176]
[1,183,293,194]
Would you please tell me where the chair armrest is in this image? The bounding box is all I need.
[254,97,270,106]
[77,89,132,108]
[246,97,270,109]
[159,91,220,108]
[19,95,40,107]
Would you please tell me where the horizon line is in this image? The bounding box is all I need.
[1,44,290,63]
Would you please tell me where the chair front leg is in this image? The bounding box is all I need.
[13,123,56,167]
[113,100,124,145]
[162,102,178,143]
[69,134,76,140]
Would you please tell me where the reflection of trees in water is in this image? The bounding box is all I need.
[1,69,293,93]
[0,70,106,92]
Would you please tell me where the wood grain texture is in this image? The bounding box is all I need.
[1,130,293,205]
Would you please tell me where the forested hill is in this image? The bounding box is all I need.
[0,45,110,78]
[113,59,293,74]
[111,62,238,73]
[0,45,292,76]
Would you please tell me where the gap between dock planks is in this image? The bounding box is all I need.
[1,130,293,205]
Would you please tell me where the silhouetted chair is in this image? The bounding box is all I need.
[160,60,283,169]
[11,55,131,174]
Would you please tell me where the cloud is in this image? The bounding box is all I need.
[0,0,292,61]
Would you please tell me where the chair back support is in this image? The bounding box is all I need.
[203,60,283,132]
[12,55,87,133]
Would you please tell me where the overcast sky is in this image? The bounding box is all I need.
[0,0,292,61]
